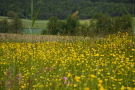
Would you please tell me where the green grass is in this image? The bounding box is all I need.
[0,16,8,19]
[80,19,91,24]
[0,16,91,35]
[22,19,48,29]
[0,16,90,29]
[23,28,42,34]
[0,16,48,29]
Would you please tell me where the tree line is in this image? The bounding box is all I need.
[0,15,24,34]
[42,12,132,36]
[0,0,134,19]
[0,12,132,36]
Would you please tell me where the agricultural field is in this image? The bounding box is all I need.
[0,16,9,19]
[21,19,49,29]
[0,16,90,29]
[0,16,48,30]
[0,16,90,35]
[0,32,135,90]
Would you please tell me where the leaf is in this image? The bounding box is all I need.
[122,3,130,16]
[122,0,135,54]
[122,0,132,20]
[32,9,40,27]
[122,1,133,29]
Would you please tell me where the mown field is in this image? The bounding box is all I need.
[0,16,49,29]
[0,32,135,90]
[0,16,90,35]
[0,16,90,29]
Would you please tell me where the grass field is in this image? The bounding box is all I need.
[0,16,8,19]
[0,16,90,29]
[0,16,90,35]
[21,19,49,29]
[0,32,135,90]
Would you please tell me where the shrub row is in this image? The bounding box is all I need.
[42,13,132,36]
[0,16,24,33]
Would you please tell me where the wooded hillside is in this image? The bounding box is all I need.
[0,0,134,19]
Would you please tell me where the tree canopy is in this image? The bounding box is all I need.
[0,0,134,19]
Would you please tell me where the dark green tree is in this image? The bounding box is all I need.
[10,16,24,33]
[92,13,114,34]
[56,21,66,35]
[79,22,91,36]
[41,29,48,35]
[0,0,134,19]
[0,19,9,33]
[47,16,60,35]
[7,11,16,18]
[120,14,132,32]
[112,14,132,33]
[65,15,80,35]
[113,16,124,33]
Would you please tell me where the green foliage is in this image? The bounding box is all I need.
[0,16,24,34]
[65,15,80,35]
[56,20,66,35]
[45,13,132,36]
[0,19,9,33]
[92,13,113,34]
[31,0,33,20]
[120,14,132,31]
[47,16,60,35]
[41,29,48,35]
[7,11,16,18]
[10,16,24,33]
[122,0,135,55]
[91,13,132,35]
[113,15,132,32]
[89,20,96,31]
[0,0,134,19]
[112,17,122,33]
[32,9,40,27]
[46,15,80,35]
[77,22,91,36]
[16,12,25,18]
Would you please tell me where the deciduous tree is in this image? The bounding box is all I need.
[0,19,9,33]
[7,11,16,18]
[10,16,24,33]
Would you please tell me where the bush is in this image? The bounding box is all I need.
[47,16,60,35]
[64,15,80,35]
[91,13,132,35]
[7,11,16,18]
[92,13,113,34]
[0,19,9,33]
[120,14,132,32]
[112,14,132,33]
[57,21,66,35]
[41,29,48,35]
[10,16,24,33]
[78,22,91,36]
[46,15,80,36]
[45,13,132,36]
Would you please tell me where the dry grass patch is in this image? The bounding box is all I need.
[0,33,98,43]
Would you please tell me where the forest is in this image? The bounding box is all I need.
[0,0,134,19]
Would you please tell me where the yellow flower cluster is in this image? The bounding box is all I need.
[0,32,134,90]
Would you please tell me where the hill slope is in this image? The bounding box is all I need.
[0,0,134,19]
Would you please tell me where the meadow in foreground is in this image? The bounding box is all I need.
[0,32,135,90]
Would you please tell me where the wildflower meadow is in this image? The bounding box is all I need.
[0,32,135,90]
